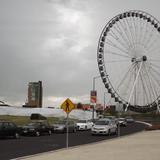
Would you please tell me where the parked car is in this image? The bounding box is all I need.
[125,116,135,123]
[118,118,127,127]
[0,121,21,139]
[76,120,93,130]
[91,118,117,135]
[52,120,77,133]
[21,121,52,136]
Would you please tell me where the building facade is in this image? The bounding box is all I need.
[24,81,43,108]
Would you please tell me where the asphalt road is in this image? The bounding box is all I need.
[0,122,146,160]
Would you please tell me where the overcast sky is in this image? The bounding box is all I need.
[0,0,160,107]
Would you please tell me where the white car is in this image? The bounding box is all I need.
[76,120,93,130]
[91,118,117,135]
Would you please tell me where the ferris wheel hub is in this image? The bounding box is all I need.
[131,55,147,63]
[142,55,147,61]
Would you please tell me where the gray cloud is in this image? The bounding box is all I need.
[0,0,160,106]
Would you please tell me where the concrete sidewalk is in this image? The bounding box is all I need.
[17,130,160,160]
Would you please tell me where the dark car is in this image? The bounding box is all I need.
[52,120,77,133]
[21,121,52,136]
[125,116,135,123]
[0,121,21,139]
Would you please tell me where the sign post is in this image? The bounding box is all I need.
[61,98,75,148]
[90,90,97,121]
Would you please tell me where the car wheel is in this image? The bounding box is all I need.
[15,132,20,139]
[48,130,52,135]
[35,131,40,137]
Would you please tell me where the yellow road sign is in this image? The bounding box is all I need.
[61,98,75,114]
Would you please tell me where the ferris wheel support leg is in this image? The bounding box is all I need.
[125,62,143,112]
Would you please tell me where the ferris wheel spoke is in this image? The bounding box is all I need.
[104,60,130,63]
[115,63,136,91]
[149,59,160,62]
[136,17,144,46]
[124,18,137,52]
[132,17,140,47]
[147,72,159,100]
[130,17,138,48]
[149,63,160,77]
[115,21,133,51]
[140,69,152,104]
[146,34,160,52]
[148,66,160,82]
[105,39,130,55]
[109,30,130,51]
[150,63,160,69]
[112,25,132,53]
[142,25,155,48]
[140,19,150,47]
[147,46,160,57]
[140,19,151,47]
[143,63,158,102]
[141,68,155,105]
[125,62,143,111]
[148,66,160,90]
[139,71,150,105]
[105,50,131,58]
[147,73,160,101]
[132,17,137,42]
[138,18,149,48]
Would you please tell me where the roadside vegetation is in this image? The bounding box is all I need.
[0,115,61,126]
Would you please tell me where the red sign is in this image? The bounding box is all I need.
[90,91,97,103]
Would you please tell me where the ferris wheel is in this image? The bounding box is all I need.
[97,10,160,113]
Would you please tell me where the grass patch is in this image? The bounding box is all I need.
[0,115,61,126]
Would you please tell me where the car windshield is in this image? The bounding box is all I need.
[78,120,86,123]
[95,120,109,125]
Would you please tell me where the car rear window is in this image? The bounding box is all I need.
[95,120,109,125]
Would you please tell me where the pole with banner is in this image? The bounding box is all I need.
[61,98,75,148]
[90,90,97,121]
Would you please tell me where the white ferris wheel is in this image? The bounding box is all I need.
[97,10,160,113]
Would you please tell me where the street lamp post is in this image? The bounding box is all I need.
[92,76,101,121]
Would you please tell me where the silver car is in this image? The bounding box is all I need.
[91,118,117,135]
[52,120,77,133]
